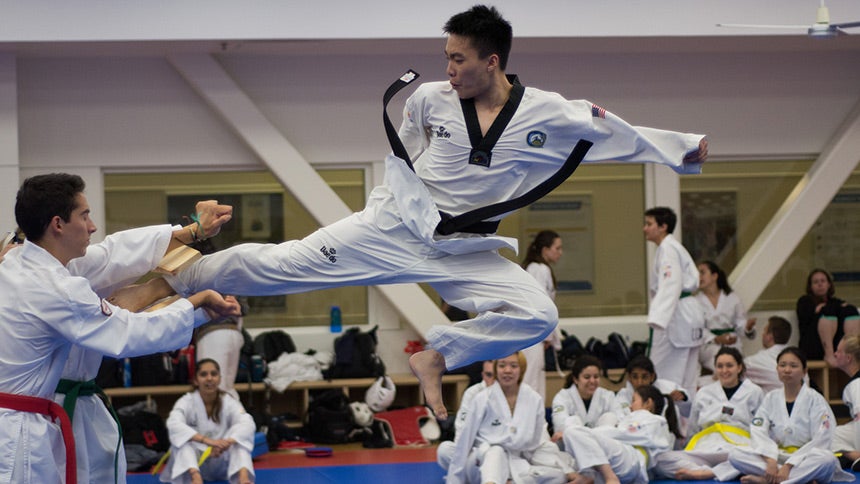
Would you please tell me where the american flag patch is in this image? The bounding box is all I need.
[591,104,606,119]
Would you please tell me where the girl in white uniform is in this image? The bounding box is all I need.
[695,261,756,374]
[161,358,256,484]
[727,347,852,484]
[655,346,764,481]
[832,335,860,470]
[615,355,689,440]
[520,230,563,401]
[550,355,621,444]
[563,384,681,484]
[446,352,576,484]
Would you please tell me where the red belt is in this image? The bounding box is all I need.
[0,392,77,484]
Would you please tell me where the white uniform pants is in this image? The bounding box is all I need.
[169,197,556,370]
[563,426,644,484]
[728,446,839,484]
[654,450,739,481]
[650,327,699,395]
[522,342,547,401]
[196,328,244,400]
[163,441,255,484]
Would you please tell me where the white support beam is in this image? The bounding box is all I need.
[731,99,860,309]
[167,53,446,336]
[0,54,19,231]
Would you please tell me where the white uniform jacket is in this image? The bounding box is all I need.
[743,344,787,394]
[686,379,764,450]
[454,381,491,438]
[447,382,546,484]
[390,81,705,256]
[648,234,704,347]
[162,391,256,483]
[695,290,750,348]
[602,409,673,471]
[749,385,837,465]
[56,225,180,484]
[0,237,201,484]
[525,262,555,301]
[551,386,621,432]
[616,379,688,414]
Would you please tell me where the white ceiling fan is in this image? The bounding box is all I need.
[717,1,860,38]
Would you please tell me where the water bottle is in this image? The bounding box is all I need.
[123,358,132,387]
[330,305,342,333]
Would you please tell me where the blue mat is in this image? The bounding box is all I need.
[128,461,446,484]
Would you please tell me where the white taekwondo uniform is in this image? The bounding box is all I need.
[655,378,763,480]
[0,237,205,484]
[648,233,704,395]
[166,80,705,371]
[521,261,561,402]
[728,385,853,484]
[551,386,621,433]
[160,391,256,484]
[695,290,752,372]
[832,372,860,451]
[446,382,574,484]
[744,344,788,394]
[437,380,491,470]
[563,408,672,484]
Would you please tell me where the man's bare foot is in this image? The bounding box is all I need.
[188,468,203,484]
[739,475,767,484]
[409,350,448,420]
[238,467,252,484]
[675,468,716,480]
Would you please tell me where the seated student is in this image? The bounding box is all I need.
[563,384,681,484]
[445,352,576,484]
[550,355,621,445]
[161,358,256,484]
[743,316,792,394]
[727,347,852,484]
[616,355,689,411]
[654,347,764,481]
[832,335,860,471]
[437,360,494,471]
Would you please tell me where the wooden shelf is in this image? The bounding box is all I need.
[104,373,470,420]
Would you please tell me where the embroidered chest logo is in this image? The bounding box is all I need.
[527,130,546,148]
[320,245,337,263]
[491,419,502,426]
[433,126,451,139]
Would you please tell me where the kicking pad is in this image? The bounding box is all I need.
[305,446,333,457]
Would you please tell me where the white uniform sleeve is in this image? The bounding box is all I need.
[750,396,780,461]
[400,88,432,163]
[648,244,683,329]
[56,275,195,358]
[575,100,705,175]
[785,393,837,466]
[223,396,257,451]
[447,392,486,484]
[68,224,174,297]
[167,394,198,447]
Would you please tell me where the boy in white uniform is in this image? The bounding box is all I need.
[743,316,791,394]
[0,174,240,484]
[644,206,705,395]
[165,5,708,420]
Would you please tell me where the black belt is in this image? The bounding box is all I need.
[382,70,593,236]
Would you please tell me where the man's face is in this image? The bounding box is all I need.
[643,216,666,244]
[62,193,97,259]
[444,34,494,100]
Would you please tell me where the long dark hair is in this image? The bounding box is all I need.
[635,384,682,439]
[805,268,835,302]
[521,230,560,288]
[699,260,732,294]
[195,358,225,424]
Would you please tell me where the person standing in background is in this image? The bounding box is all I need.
[644,207,704,396]
[520,230,563,401]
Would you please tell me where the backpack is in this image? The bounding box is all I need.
[119,409,170,453]
[548,330,584,371]
[326,326,386,379]
[235,328,258,383]
[304,389,355,444]
[253,330,297,363]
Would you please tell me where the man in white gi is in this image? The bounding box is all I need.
[644,206,705,396]
[744,316,791,393]
[164,5,708,420]
[54,200,236,484]
[0,173,240,484]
